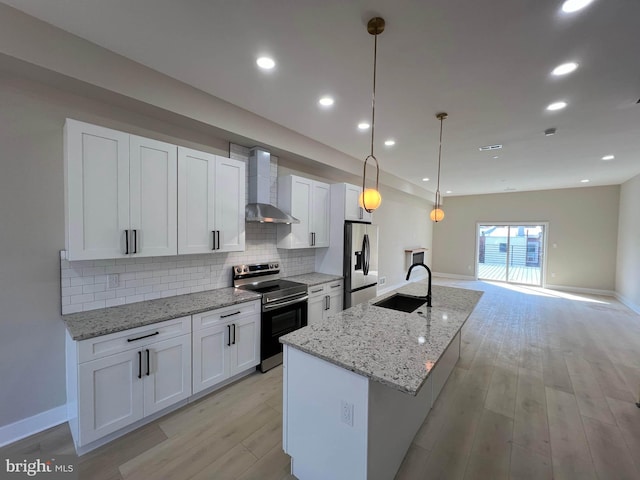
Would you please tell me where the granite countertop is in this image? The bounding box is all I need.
[280,283,483,396]
[284,272,343,286]
[63,287,261,341]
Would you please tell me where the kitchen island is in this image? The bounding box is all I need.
[280,283,483,480]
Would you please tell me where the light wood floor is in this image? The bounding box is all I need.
[2,279,639,479]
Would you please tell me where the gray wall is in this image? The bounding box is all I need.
[616,173,640,311]
[431,186,620,292]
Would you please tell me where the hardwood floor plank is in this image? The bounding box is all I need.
[542,348,574,394]
[545,386,595,478]
[605,396,640,431]
[512,371,550,457]
[241,415,282,459]
[484,363,518,419]
[236,444,291,480]
[588,358,635,402]
[188,444,258,480]
[463,408,513,480]
[582,415,640,480]
[509,443,552,480]
[564,354,617,425]
[394,444,430,479]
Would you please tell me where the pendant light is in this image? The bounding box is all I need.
[359,17,385,213]
[430,112,448,223]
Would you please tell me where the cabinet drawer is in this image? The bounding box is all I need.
[308,280,343,298]
[192,300,260,331]
[78,316,191,363]
[327,280,343,291]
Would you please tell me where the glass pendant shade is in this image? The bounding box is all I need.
[430,207,445,222]
[359,188,382,211]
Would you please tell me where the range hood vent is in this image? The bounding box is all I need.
[246,148,299,224]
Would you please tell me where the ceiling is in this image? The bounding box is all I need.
[3,0,639,197]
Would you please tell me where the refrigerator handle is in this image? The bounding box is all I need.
[363,234,370,275]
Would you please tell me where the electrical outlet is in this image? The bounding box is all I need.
[341,400,354,427]
[379,276,386,286]
[551,272,556,278]
[108,274,120,289]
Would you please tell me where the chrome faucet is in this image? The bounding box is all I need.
[405,263,432,307]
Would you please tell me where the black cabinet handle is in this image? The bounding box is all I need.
[137,351,142,379]
[232,323,236,345]
[327,295,331,310]
[216,230,221,250]
[227,325,231,347]
[127,331,159,342]
[221,311,241,318]
[125,230,129,255]
[132,229,138,254]
[311,288,323,294]
[146,349,150,376]
[212,231,215,250]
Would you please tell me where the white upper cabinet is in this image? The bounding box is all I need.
[65,119,245,260]
[344,184,373,222]
[129,135,178,257]
[65,120,177,260]
[277,175,330,249]
[65,120,131,260]
[177,147,245,254]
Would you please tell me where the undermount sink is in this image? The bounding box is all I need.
[373,293,428,313]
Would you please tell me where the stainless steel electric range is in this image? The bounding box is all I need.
[233,263,308,372]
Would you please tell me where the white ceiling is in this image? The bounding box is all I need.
[3,0,639,196]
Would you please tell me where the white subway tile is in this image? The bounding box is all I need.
[83,266,106,276]
[115,287,136,297]
[161,290,177,298]
[135,271,154,280]
[83,284,106,294]
[143,292,162,301]
[125,294,144,304]
[143,277,163,286]
[153,283,169,292]
[136,285,153,295]
[61,296,70,305]
[105,265,126,274]
[169,281,184,290]
[70,293,94,305]
[176,287,190,295]
[62,304,83,314]
[94,290,116,301]
[70,276,93,287]
[94,275,107,284]
[125,279,144,288]
[62,286,83,297]
[176,274,191,282]
[152,270,169,278]
[93,259,116,267]
[190,285,205,293]
[60,278,71,288]
[82,300,106,311]
[105,298,126,308]
[161,275,177,284]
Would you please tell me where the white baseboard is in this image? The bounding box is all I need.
[615,292,640,315]
[543,284,615,297]
[432,272,476,281]
[0,405,67,448]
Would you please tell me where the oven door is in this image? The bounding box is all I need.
[260,296,308,372]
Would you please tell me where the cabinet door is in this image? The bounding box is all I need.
[345,184,372,222]
[307,287,326,326]
[78,350,144,445]
[192,323,229,394]
[214,157,246,252]
[325,282,342,318]
[143,335,192,416]
[311,182,331,247]
[289,177,313,248]
[230,315,260,375]
[129,136,178,257]
[65,119,130,260]
[177,147,216,254]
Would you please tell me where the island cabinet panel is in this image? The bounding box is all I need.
[283,346,370,480]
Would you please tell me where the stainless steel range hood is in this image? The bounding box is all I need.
[246,148,299,224]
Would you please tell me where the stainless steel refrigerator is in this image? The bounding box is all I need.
[344,221,379,309]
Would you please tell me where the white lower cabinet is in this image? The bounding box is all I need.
[192,301,261,394]
[307,280,343,326]
[67,317,192,450]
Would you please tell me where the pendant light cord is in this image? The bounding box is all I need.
[370,31,377,157]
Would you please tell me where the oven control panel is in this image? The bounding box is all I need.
[232,262,279,278]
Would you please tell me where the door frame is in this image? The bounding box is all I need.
[475,221,549,287]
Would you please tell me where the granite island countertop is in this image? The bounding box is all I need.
[63,287,261,341]
[280,283,483,396]
[283,272,343,286]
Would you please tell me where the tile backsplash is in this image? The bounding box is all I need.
[60,143,315,314]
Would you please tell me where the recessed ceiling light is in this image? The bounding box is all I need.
[601,155,615,161]
[492,155,500,159]
[445,190,452,194]
[552,62,578,76]
[358,122,370,130]
[546,101,568,111]
[479,144,503,151]
[544,128,557,136]
[580,179,590,183]
[256,57,275,70]
[384,139,396,146]
[422,177,430,182]
[562,0,594,14]
[318,96,334,107]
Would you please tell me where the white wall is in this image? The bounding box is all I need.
[615,173,640,312]
[431,186,620,292]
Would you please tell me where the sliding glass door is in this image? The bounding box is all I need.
[477,224,545,286]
